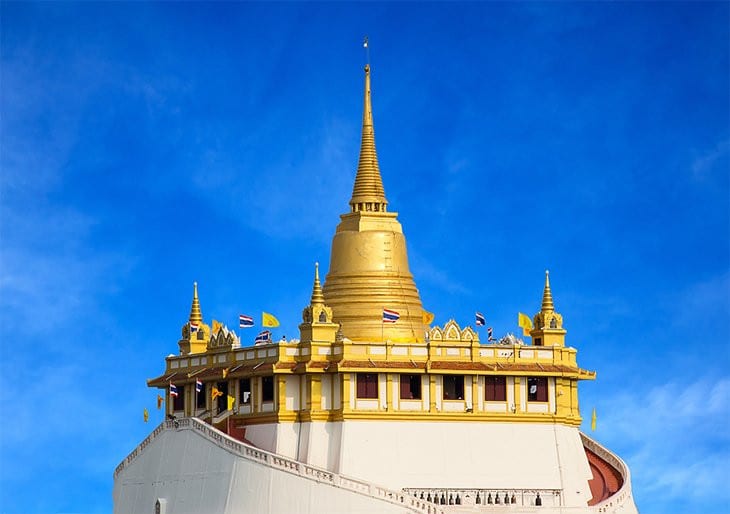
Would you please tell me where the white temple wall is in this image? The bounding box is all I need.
[244,422,278,453]
[285,375,300,411]
[305,421,342,472]
[336,421,593,507]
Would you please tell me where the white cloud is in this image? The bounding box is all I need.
[596,376,730,503]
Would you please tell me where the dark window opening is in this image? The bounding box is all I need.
[216,381,229,412]
[173,387,185,411]
[239,378,251,405]
[261,376,275,403]
[400,374,422,400]
[443,375,464,400]
[356,373,378,399]
[485,376,506,402]
[534,337,542,346]
[196,383,206,408]
[527,377,548,402]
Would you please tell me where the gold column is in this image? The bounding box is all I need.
[429,374,437,412]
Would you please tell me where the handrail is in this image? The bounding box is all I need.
[115,417,446,514]
[581,432,634,513]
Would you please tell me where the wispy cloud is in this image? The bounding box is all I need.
[409,249,470,296]
[692,139,730,178]
[596,377,730,505]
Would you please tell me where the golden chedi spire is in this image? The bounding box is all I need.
[541,270,555,312]
[311,262,325,305]
[349,64,388,213]
[531,270,566,347]
[179,281,210,355]
[322,62,426,343]
[300,262,338,343]
[189,281,203,324]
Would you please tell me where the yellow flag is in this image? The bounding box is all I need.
[157,394,164,410]
[212,319,222,335]
[422,311,435,325]
[212,386,223,400]
[591,407,597,431]
[518,312,533,337]
[143,408,149,422]
[227,394,235,411]
[222,367,230,378]
[262,312,280,327]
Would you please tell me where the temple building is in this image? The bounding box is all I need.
[113,63,638,514]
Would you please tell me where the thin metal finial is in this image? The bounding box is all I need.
[363,35,370,67]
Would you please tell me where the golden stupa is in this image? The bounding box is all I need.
[323,64,427,343]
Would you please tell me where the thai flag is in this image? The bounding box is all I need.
[254,330,271,344]
[488,327,495,341]
[475,312,486,326]
[170,383,178,397]
[383,308,400,323]
[190,321,199,333]
[196,379,203,393]
[239,314,254,328]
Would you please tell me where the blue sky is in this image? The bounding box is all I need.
[1,2,728,513]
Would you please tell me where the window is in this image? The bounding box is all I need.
[443,375,464,400]
[527,377,548,402]
[173,387,185,411]
[485,376,506,401]
[239,378,251,405]
[216,381,229,412]
[261,376,274,403]
[356,373,378,399]
[400,374,422,400]
[534,337,542,346]
[196,383,206,408]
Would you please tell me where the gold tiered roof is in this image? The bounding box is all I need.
[323,65,427,342]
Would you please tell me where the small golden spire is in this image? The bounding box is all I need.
[541,270,554,312]
[311,262,325,305]
[189,281,203,323]
[349,60,388,212]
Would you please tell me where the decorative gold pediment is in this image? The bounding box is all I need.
[443,319,461,341]
[430,327,443,340]
[207,326,237,350]
[461,326,476,341]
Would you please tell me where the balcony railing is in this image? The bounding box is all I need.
[402,488,562,508]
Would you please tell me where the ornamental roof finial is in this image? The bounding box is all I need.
[541,270,555,312]
[189,281,203,323]
[311,262,325,305]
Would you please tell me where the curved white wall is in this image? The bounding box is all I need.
[113,425,414,514]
